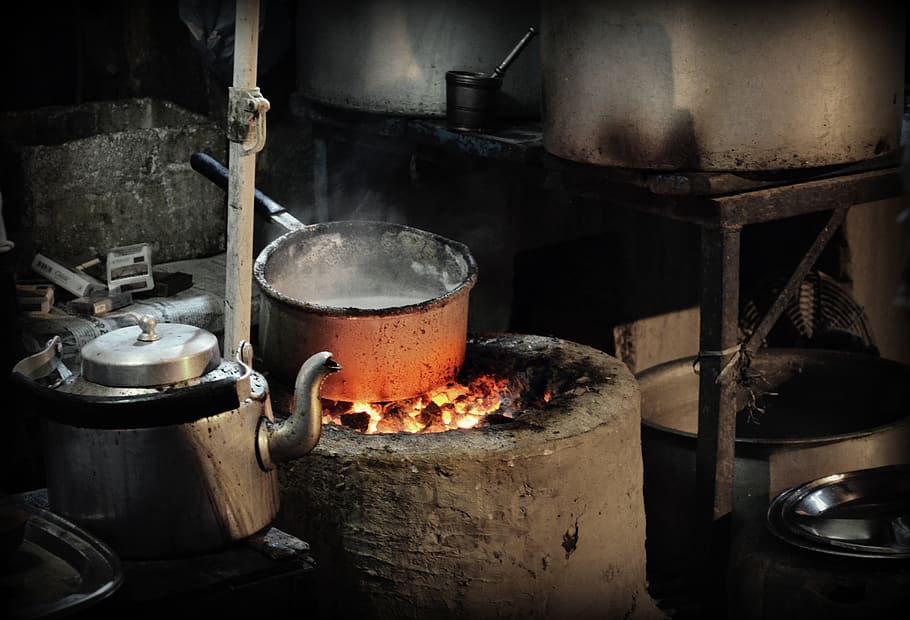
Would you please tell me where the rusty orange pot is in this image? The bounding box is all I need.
[254,220,477,403]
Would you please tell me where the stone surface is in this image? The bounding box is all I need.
[0,98,228,268]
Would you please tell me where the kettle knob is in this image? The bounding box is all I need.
[137,316,160,342]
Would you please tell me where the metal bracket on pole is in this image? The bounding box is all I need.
[227,86,271,155]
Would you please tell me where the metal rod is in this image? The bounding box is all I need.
[696,223,741,618]
[490,27,537,79]
[742,207,848,355]
[224,0,262,356]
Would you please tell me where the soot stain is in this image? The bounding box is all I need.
[562,520,579,559]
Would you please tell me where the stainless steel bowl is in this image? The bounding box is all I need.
[766,463,910,559]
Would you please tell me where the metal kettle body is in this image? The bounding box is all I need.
[13,326,340,559]
[43,379,281,559]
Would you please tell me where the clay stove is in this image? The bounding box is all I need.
[273,334,663,620]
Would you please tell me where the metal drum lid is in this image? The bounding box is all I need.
[766,463,910,559]
[81,316,221,387]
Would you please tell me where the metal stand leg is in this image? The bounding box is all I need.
[696,224,741,618]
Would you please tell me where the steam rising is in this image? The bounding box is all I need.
[256,221,476,310]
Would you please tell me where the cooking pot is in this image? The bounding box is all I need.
[637,348,910,579]
[445,26,538,132]
[11,315,340,559]
[540,0,905,170]
[191,153,478,403]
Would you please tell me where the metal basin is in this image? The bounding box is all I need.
[638,348,910,577]
[767,463,910,559]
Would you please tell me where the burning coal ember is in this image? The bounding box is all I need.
[321,374,551,434]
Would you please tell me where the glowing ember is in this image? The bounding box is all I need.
[321,373,550,434]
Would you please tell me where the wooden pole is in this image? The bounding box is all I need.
[224,0,261,357]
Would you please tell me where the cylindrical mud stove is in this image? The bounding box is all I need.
[274,334,664,620]
[639,349,910,618]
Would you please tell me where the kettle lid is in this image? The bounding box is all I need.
[81,316,221,387]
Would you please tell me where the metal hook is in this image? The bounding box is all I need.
[227,87,271,156]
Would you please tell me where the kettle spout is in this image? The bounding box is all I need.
[257,351,341,470]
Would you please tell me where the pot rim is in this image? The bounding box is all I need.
[638,348,910,448]
[641,416,910,449]
[253,220,479,317]
[445,70,503,88]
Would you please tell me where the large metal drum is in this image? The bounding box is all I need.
[540,0,906,170]
[296,0,541,118]
[638,348,910,581]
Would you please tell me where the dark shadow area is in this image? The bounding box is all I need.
[510,202,701,355]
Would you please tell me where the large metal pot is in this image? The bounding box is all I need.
[540,0,906,170]
[11,317,340,559]
[255,221,477,402]
[295,0,541,118]
[638,348,910,579]
[191,153,478,404]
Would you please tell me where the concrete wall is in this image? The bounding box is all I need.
[0,98,228,268]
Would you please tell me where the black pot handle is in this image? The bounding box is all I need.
[190,152,304,232]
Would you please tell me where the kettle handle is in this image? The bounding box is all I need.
[12,336,72,388]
